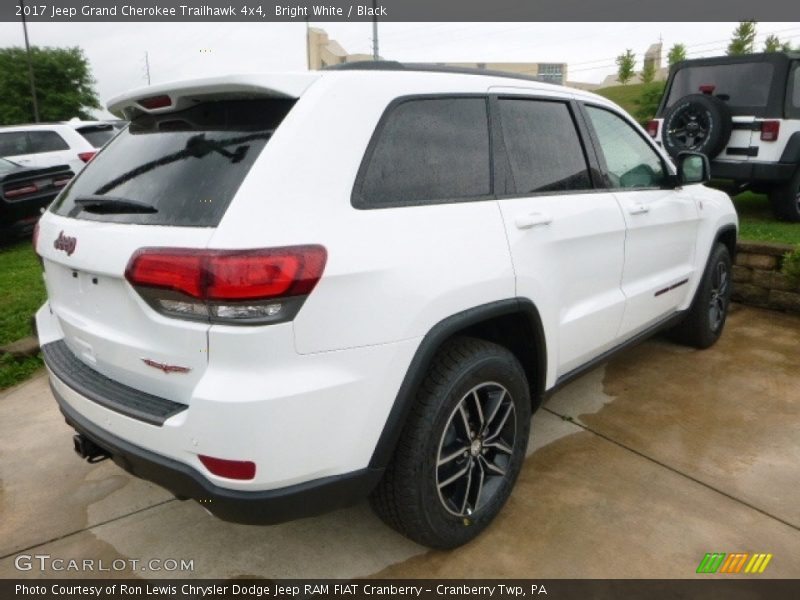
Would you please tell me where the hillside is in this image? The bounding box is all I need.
[594,81,665,123]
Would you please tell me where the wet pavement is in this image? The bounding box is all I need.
[1,305,797,579]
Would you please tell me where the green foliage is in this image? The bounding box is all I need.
[0,239,46,345]
[616,49,636,85]
[640,60,656,84]
[633,82,666,124]
[727,21,757,55]
[0,353,42,390]
[0,46,100,125]
[667,43,687,66]
[782,247,800,286]
[733,193,800,246]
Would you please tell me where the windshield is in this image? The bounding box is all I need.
[50,98,295,227]
[665,63,775,111]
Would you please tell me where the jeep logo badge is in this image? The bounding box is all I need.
[53,231,77,256]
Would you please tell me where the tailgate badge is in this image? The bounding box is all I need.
[141,358,192,374]
[54,231,77,256]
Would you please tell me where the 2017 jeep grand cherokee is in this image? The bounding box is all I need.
[35,63,737,548]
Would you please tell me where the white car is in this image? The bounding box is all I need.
[35,64,738,548]
[0,123,101,174]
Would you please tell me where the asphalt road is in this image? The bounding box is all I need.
[1,304,798,579]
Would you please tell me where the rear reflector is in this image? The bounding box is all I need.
[4,184,38,198]
[125,245,327,324]
[761,121,780,142]
[138,95,172,110]
[78,151,96,163]
[646,120,659,138]
[198,455,256,480]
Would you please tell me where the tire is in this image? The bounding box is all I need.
[768,168,800,222]
[669,243,732,349]
[661,94,732,160]
[369,336,531,549]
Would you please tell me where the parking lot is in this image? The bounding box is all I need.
[0,304,798,579]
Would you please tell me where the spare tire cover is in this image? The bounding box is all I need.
[661,93,732,159]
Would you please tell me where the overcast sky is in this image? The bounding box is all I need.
[1,21,798,117]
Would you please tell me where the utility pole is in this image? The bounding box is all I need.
[371,0,379,60]
[144,51,151,85]
[18,0,40,122]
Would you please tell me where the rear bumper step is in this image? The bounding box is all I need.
[52,384,383,525]
[41,340,187,426]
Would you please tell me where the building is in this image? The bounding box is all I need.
[306,28,568,85]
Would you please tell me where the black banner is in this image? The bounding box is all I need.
[1,0,799,23]
[4,580,800,600]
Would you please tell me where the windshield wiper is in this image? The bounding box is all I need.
[75,195,158,214]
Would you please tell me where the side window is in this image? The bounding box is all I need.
[0,132,31,156]
[355,97,491,206]
[585,105,666,190]
[791,64,800,109]
[27,131,70,153]
[498,99,592,194]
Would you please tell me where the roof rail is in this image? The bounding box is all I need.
[322,61,558,85]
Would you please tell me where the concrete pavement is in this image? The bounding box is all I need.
[1,305,798,579]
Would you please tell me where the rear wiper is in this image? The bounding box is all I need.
[75,195,158,214]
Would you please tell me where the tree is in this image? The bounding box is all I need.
[640,60,656,84]
[763,34,793,53]
[727,21,757,55]
[667,43,687,67]
[0,46,100,125]
[634,82,666,125]
[616,49,636,85]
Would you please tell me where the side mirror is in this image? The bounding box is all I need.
[677,151,710,185]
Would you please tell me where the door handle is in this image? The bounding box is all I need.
[628,203,650,215]
[515,212,553,230]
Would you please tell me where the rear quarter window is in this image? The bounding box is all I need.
[353,97,492,207]
[77,125,117,148]
[50,99,295,227]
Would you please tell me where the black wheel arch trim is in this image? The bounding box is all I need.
[368,297,546,470]
[713,224,739,261]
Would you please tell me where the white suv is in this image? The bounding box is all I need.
[0,123,99,174]
[35,63,737,549]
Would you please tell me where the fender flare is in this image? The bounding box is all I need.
[368,297,546,470]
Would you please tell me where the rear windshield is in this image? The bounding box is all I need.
[77,125,117,148]
[665,63,775,110]
[50,99,295,227]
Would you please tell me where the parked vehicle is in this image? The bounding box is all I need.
[35,63,738,548]
[0,158,73,240]
[648,52,800,221]
[0,123,99,175]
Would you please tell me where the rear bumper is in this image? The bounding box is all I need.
[52,381,383,524]
[710,160,797,185]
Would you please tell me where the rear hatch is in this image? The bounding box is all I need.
[658,54,789,161]
[38,77,315,404]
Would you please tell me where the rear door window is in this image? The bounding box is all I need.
[0,132,31,156]
[50,99,295,227]
[354,97,491,207]
[497,98,592,194]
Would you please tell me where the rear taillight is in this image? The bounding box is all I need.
[4,183,38,198]
[125,245,327,325]
[199,455,256,480]
[760,121,780,142]
[53,176,72,187]
[646,120,659,138]
[78,151,96,163]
